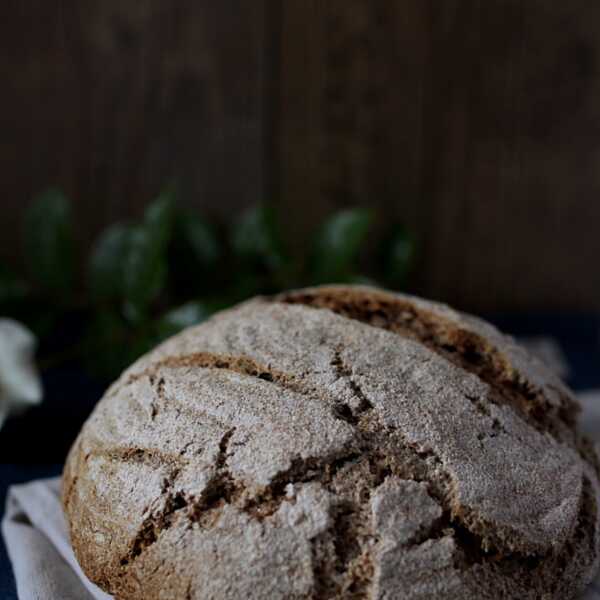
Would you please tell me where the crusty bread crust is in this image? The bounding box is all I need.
[63,285,600,599]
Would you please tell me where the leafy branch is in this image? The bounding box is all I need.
[0,189,416,380]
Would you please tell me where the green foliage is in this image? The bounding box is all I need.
[231,204,286,272]
[177,212,220,268]
[143,188,176,251]
[89,223,134,302]
[90,192,175,323]
[125,193,177,318]
[379,224,416,286]
[122,224,168,322]
[310,208,373,283]
[23,188,75,298]
[4,190,416,381]
[230,204,292,297]
[228,204,292,298]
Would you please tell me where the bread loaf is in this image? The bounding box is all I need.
[63,285,600,599]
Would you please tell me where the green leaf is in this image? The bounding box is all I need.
[231,205,286,271]
[89,193,175,317]
[23,188,75,296]
[88,223,134,302]
[122,225,168,321]
[310,208,373,283]
[380,224,416,287]
[144,188,176,252]
[179,211,220,267]
[119,189,176,319]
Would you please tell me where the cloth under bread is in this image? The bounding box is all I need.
[2,478,110,600]
[3,390,600,600]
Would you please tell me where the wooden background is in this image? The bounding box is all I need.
[2,0,600,312]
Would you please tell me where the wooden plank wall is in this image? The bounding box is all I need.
[2,1,600,311]
[279,0,600,311]
[0,0,265,257]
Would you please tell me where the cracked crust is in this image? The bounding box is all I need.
[63,285,600,599]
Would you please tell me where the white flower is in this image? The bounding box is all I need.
[0,319,43,429]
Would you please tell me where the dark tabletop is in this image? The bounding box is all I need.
[1,313,599,599]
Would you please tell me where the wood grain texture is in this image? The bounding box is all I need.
[0,0,265,261]
[2,1,600,310]
[278,0,600,311]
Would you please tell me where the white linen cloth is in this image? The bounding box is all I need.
[2,478,111,600]
[2,391,600,600]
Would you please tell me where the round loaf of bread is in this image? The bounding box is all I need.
[63,285,600,599]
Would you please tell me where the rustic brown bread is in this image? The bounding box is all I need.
[63,285,600,599]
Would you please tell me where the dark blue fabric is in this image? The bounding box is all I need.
[489,313,600,391]
[0,314,598,599]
